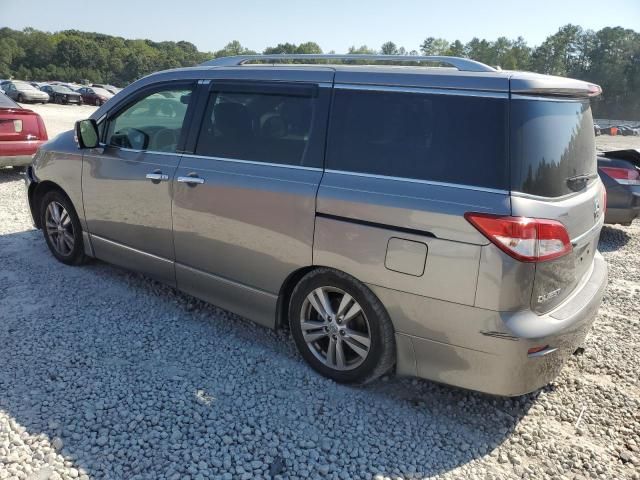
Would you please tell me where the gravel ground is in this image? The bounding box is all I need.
[1,108,640,479]
[595,135,640,152]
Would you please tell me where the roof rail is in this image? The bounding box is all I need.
[200,54,497,73]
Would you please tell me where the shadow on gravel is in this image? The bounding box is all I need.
[599,225,631,252]
[0,229,537,479]
[0,167,24,184]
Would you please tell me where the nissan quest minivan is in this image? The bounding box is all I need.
[24,55,608,396]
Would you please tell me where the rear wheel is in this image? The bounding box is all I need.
[289,268,395,384]
[17,94,24,103]
[94,98,102,106]
[40,190,87,266]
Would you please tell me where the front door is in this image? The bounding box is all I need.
[82,83,196,285]
[171,76,332,326]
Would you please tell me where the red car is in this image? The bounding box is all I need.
[0,92,48,169]
[77,86,113,106]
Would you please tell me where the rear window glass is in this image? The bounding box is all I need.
[327,89,509,189]
[0,92,19,109]
[511,99,596,197]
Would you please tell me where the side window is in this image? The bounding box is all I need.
[194,88,315,166]
[106,87,193,152]
[327,89,508,190]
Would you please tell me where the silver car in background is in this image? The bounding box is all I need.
[2,80,50,103]
[24,55,608,396]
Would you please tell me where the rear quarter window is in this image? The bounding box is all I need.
[510,99,596,197]
[327,88,509,190]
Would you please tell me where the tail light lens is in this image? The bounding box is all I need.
[35,113,48,140]
[600,166,640,185]
[465,213,572,262]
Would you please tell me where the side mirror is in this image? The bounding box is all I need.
[75,119,99,149]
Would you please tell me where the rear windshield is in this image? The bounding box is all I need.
[511,99,596,197]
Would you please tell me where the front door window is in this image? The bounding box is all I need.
[106,88,192,153]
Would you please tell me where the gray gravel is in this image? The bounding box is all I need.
[0,166,639,480]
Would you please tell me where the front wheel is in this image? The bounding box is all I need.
[289,268,396,384]
[94,98,102,106]
[40,190,87,266]
[17,94,24,103]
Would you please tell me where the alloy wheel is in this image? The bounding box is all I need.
[45,201,75,256]
[300,286,371,371]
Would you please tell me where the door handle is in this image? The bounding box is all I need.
[177,176,205,185]
[145,172,169,181]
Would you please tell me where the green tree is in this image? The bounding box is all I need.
[420,37,450,55]
[380,41,399,55]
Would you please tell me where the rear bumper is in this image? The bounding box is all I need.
[374,252,608,396]
[0,154,35,167]
[604,185,640,225]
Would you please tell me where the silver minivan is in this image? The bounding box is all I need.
[25,55,608,396]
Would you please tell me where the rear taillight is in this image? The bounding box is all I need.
[35,113,48,140]
[465,213,572,262]
[600,166,640,185]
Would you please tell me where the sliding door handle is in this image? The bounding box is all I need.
[177,176,205,185]
[146,172,169,182]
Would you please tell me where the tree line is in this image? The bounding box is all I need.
[1,25,638,118]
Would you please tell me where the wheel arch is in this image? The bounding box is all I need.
[30,180,76,229]
[275,265,317,330]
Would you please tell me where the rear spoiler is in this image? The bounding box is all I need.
[601,149,640,167]
[510,72,602,99]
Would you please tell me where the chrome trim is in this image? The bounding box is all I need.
[145,173,169,181]
[116,147,178,157]
[177,176,205,185]
[511,94,589,103]
[324,169,509,195]
[334,83,508,99]
[90,234,172,264]
[179,153,323,172]
[527,347,558,358]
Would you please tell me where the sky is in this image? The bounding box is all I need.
[2,0,639,54]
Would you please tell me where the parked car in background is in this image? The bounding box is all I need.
[2,81,50,104]
[77,86,113,106]
[0,92,48,169]
[616,125,640,136]
[26,54,608,396]
[40,85,83,105]
[91,83,121,95]
[598,149,640,225]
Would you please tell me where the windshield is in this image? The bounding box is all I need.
[54,86,74,93]
[510,99,596,197]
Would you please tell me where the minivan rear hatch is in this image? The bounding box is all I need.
[509,74,604,314]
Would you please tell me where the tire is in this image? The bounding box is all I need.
[94,98,101,106]
[39,190,87,266]
[17,94,24,103]
[289,268,396,384]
